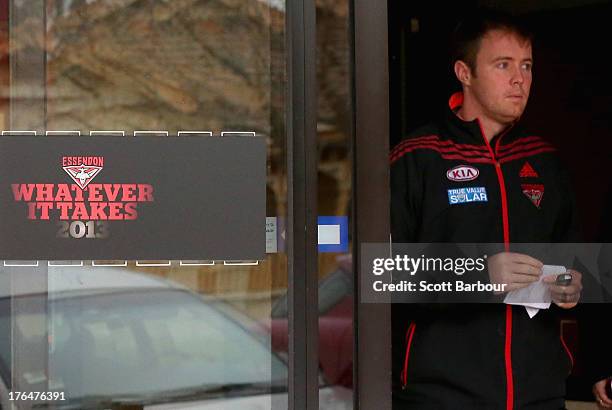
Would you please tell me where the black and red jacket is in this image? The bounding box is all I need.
[390,92,580,410]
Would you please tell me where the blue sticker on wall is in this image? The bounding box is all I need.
[447,187,488,205]
[318,216,349,253]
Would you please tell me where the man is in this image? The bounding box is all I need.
[391,10,582,410]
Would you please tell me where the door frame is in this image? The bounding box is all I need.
[351,0,392,409]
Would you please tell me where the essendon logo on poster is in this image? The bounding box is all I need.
[10,156,154,225]
[62,156,104,189]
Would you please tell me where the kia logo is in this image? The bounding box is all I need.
[446,165,479,182]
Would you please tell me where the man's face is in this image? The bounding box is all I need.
[469,29,533,124]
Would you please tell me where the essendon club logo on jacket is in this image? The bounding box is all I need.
[446,165,480,182]
[522,184,544,208]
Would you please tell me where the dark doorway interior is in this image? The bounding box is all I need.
[388,0,612,401]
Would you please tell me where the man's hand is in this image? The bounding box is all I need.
[542,269,582,309]
[592,378,612,409]
[487,252,542,293]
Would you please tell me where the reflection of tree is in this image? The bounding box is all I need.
[3,0,350,140]
[33,0,274,133]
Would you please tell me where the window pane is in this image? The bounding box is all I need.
[2,1,289,409]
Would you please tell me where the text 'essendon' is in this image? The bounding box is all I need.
[11,183,154,220]
[62,156,104,167]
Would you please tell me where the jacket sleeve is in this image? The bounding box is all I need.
[390,147,422,243]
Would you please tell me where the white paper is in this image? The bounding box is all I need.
[266,217,277,253]
[504,265,567,318]
[318,225,341,245]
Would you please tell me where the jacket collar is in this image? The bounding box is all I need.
[443,91,522,147]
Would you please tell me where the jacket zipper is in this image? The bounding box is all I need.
[478,120,514,410]
[401,322,417,389]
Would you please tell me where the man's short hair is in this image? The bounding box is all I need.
[450,9,533,74]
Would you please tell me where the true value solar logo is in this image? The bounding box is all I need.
[9,156,155,239]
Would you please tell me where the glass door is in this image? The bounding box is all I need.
[0,1,295,409]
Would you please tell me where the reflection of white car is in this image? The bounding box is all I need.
[0,267,351,409]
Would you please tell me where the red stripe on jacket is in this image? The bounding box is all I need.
[390,144,494,164]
